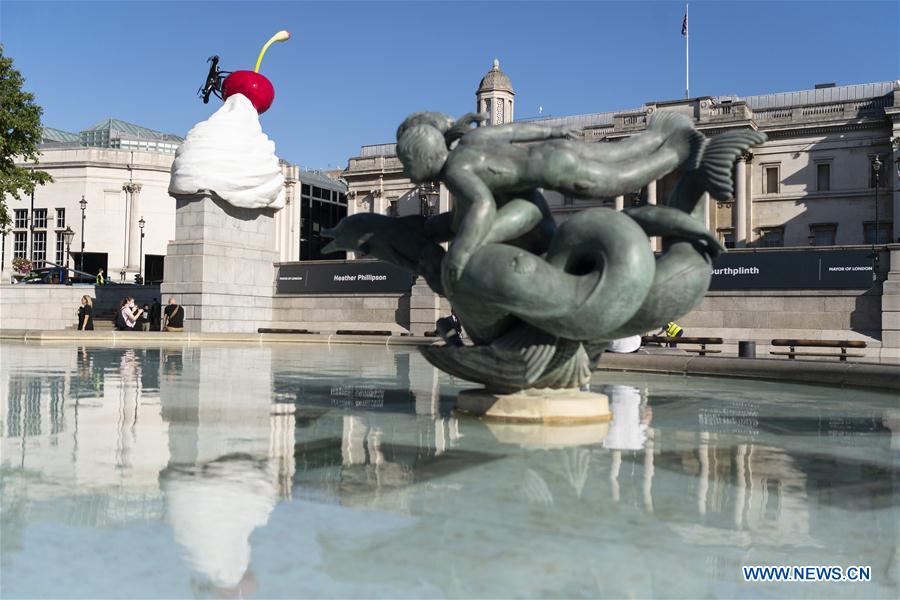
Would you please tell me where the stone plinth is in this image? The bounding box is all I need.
[455,388,611,423]
[161,193,277,333]
[409,276,448,336]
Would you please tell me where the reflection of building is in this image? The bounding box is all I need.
[0,345,170,522]
[343,61,899,247]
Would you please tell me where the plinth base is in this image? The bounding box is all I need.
[455,388,611,424]
[162,193,277,333]
[479,420,610,449]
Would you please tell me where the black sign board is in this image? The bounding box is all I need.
[276,260,415,295]
[709,250,874,290]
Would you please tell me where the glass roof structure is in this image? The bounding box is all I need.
[40,119,184,154]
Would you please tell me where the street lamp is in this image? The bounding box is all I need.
[873,156,882,282]
[62,226,75,284]
[138,216,145,284]
[79,195,87,277]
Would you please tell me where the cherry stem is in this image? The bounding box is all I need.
[254,30,291,73]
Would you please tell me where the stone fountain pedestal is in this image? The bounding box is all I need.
[161,192,277,333]
[455,388,611,423]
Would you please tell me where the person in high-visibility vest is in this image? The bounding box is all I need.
[657,321,684,347]
[96,268,105,286]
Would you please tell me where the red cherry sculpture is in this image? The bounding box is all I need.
[222,70,275,114]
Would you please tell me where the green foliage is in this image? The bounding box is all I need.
[0,45,51,230]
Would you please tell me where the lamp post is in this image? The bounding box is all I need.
[872,156,881,282]
[138,216,145,284]
[79,195,87,277]
[62,226,75,284]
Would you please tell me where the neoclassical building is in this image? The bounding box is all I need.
[343,61,900,249]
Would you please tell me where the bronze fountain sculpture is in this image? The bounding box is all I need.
[324,110,765,396]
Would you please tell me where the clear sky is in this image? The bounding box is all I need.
[2,1,898,170]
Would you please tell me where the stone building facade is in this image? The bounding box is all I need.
[342,62,900,249]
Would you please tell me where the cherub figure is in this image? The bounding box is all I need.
[396,110,707,296]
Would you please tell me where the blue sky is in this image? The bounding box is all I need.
[2,1,898,169]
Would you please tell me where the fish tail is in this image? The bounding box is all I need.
[647,110,707,171]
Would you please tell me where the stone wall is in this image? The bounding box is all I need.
[679,288,884,357]
[677,245,899,361]
[0,284,161,330]
[0,285,92,330]
[270,277,451,335]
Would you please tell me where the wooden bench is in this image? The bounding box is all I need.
[769,339,866,361]
[641,335,724,356]
[258,328,317,334]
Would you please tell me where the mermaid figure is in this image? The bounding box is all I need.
[324,110,765,391]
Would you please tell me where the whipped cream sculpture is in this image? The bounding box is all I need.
[169,31,291,210]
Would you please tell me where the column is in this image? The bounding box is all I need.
[893,138,900,243]
[735,157,748,247]
[646,180,659,251]
[703,193,712,231]
[289,181,300,261]
[124,182,142,273]
[614,195,624,211]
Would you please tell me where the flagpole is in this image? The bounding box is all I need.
[685,3,690,98]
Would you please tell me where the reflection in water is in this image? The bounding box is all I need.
[1,343,898,598]
[162,457,276,592]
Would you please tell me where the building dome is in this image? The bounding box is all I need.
[477,59,514,94]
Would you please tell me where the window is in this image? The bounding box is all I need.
[33,209,47,229]
[31,231,46,268]
[717,228,735,249]
[56,234,66,265]
[758,227,783,247]
[56,208,66,229]
[816,163,830,192]
[863,222,892,245]
[870,157,888,188]
[13,232,26,258]
[14,210,27,229]
[301,184,310,196]
[809,223,836,246]
[763,165,780,194]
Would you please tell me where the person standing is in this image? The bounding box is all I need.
[96,268,105,286]
[119,297,143,331]
[163,297,184,332]
[139,304,152,331]
[77,295,94,331]
[149,298,162,332]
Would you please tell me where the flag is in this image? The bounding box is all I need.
[681,10,688,36]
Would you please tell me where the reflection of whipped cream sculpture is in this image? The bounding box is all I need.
[603,384,647,451]
[170,30,291,210]
[169,94,285,209]
[164,460,278,589]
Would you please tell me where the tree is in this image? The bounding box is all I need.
[0,45,51,231]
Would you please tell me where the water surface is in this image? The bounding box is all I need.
[1,342,898,598]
